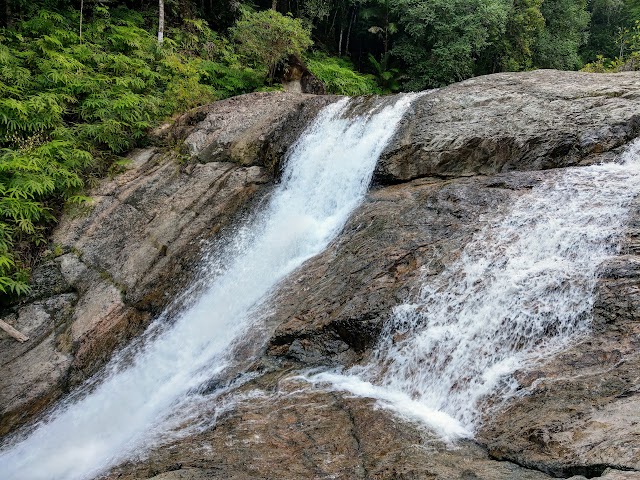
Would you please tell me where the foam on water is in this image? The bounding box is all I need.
[0,93,422,480]
[307,140,640,441]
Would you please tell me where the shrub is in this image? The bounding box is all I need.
[306,53,380,96]
[230,9,313,81]
[0,6,253,298]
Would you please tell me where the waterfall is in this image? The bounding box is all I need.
[308,140,640,442]
[0,93,421,480]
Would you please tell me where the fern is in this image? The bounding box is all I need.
[0,4,312,299]
[306,53,380,95]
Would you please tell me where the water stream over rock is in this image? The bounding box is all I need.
[0,93,422,480]
[308,139,640,441]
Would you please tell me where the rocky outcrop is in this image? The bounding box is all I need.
[266,172,544,365]
[376,70,640,183]
[266,71,640,367]
[4,71,640,479]
[163,92,336,173]
[0,92,335,437]
[258,72,640,478]
[277,55,328,95]
[100,71,640,480]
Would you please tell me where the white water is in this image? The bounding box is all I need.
[308,140,640,442]
[0,94,421,480]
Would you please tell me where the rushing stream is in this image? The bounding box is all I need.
[4,91,640,478]
[309,139,640,441]
[0,94,422,480]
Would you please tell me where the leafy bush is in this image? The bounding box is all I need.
[582,21,640,72]
[390,0,511,89]
[306,53,380,95]
[230,9,313,81]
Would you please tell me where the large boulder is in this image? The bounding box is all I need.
[376,70,640,183]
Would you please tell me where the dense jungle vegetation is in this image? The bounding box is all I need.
[0,0,639,297]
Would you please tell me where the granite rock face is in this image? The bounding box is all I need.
[266,172,544,366]
[477,196,640,476]
[0,92,334,437]
[376,70,640,183]
[4,71,640,479]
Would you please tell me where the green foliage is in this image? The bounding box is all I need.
[199,60,264,97]
[368,52,401,93]
[165,17,265,99]
[390,0,511,89]
[230,9,313,81]
[582,20,640,71]
[582,0,627,61]
[0,6,251,298]
[306,53,380,95]
[533,0,590,70]
[498,0,545,71]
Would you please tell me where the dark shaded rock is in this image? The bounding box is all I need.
[21,261,72,303]
[301,74,327,95]
[266,172,546,366]
[278,54,327,95]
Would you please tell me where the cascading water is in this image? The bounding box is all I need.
[0,93,422,480]
[309,140,640,441]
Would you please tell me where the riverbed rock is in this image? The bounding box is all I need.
[0,92,333,437]
[476,197,640,476]
[4,71,640,479]
[266,172,546,365]
[377,70,640,183]
[102,377,553,480]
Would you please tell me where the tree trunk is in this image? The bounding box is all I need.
[0,319,29,343]
[79,0,84,43]
[158,0,165,44]
[272,0,277,10]
[338,27,344,57]
[329,8,338,37]
[345,8,356,55]
[3,0,11,28]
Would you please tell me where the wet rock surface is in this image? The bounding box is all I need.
[4,71,640,479]
[103,378,554,480]
[477,197,640,476]
[266,172,545,366]
[377,70,640,183]
[0,92,332,437]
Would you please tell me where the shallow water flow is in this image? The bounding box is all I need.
[0,93,422,480]
[309,140,640,441]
